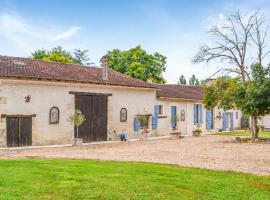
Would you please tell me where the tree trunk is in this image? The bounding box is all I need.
[250,114,258,139]
[76,125,79,138]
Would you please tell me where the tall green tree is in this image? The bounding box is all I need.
[105,46,166,83]
[74,49,90,65]
[32,47,90,65]
[178,75,186,85]
[193,10,270,138]
[189,74,199,85]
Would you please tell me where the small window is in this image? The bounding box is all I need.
[120,108,127,122]
[236,112,238,120]
[155,105,163,116]
[181,110,185,121]
[158,105,163,115]
[136,115,149,129]
[49,107,59,124]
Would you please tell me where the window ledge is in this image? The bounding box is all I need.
[158,115,167,118]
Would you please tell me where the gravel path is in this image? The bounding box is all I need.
[0,135,269,176]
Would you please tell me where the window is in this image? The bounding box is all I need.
[134,115,150,131]
[154,105,163,116]
[236,111,238,120]
[140,116,149,129]
[120,108,127,122]
[181,110,185,121]
[194,104,203,125]
[49,107,59,124]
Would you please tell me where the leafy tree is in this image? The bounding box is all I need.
[68,109,86,138]
[189,74,199,85]
[105,46,166,83]
[194,10,270,138]
[32,46,90,65]
[31,49,47,60]
[74,49,90,65]
[178,75,186,85]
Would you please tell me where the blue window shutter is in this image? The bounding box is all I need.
[134,117,141,131]
[193,104,197,125]
[230,112,234,131]
[171,106,177,128]
[152,116,158,129]
[154,105,159,116]
[199,104,203,124]
[222,112,227,131]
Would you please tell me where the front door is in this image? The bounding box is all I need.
[75,94,108,142]
[6,116,32,147]
[206,110,213,130]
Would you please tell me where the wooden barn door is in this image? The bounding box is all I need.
[75,94,108,142]
[6,116,32,147]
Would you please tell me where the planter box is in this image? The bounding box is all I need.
[72,138,83,146]
[192,131,201,137]
[170,132,181,139]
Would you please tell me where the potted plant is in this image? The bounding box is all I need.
[137,115,149,141]
[192,127,202,137]
[170,115,181,139]
[69,109,86,146]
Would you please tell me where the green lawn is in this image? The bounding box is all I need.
[215,131,270,137]
[0,160,269,199]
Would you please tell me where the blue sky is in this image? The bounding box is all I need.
[0,0,269,83]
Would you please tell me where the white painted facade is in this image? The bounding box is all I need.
[155,98,242,136]
[0,79,242,147]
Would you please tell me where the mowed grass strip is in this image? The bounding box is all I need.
[215,131,270,137]
[0,159,269,200]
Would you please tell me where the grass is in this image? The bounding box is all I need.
[215,131,270,137]
[0,159,269,199]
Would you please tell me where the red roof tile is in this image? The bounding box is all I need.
[0,55,156,89]
[157,84,204,100]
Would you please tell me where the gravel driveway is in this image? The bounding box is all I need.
[0,135,269,176]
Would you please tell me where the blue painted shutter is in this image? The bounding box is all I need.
[152,116,158,129]
[134,117,141,131]
[154,105,159,116]
[199,104,203,124]
[206,111,211,129]
[222,112,226,131]
[230,112,234,131]
[171,106,177,128]
[193,104,197,125]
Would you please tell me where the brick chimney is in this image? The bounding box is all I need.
[101,55,108,81]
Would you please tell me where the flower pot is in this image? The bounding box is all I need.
[170,132,181,139]
[192,131,201,137]
[72,138,83,146]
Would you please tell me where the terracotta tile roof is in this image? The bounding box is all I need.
[156,84,204,100]
[0,55,156,89]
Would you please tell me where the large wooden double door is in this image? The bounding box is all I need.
[6,116,32,147]
[75,94,108,142]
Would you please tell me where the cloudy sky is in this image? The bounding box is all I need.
[0,0,269,83]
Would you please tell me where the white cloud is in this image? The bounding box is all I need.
[0,13,80,55]
[53,26,80,41]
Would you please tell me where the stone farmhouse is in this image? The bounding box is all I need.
[0,55,241,147]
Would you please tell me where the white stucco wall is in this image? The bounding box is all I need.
[0,79,157,146]
[258,115,270,128]
[155,98,242,136]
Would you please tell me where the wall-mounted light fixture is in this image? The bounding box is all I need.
[25,95,31,103]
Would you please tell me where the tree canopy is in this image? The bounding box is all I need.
[194,10,270,138]
[189,74,199,85]
[32,46,90,65]
[178,75,187,85]
[104,46,166,83]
